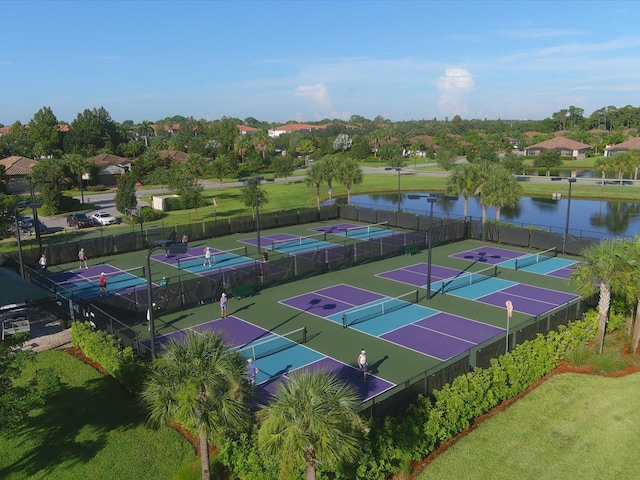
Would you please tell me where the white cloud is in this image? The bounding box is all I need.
[436,68,475,117]
[295,83,335,119]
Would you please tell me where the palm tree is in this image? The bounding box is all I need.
[320,154,339,204]
[336,156,363,205]
[473,161,496,235]
[483,167,522,221]
[234,134,253,165]
[252,129,274,163]
[296,139,316,166]
[446,163,479,218]
[570,239,640,354]
[305,162,324,210]
[137,120,154,147]
[257,370,365,480]
[141,331,250,480]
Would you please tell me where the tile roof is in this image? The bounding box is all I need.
[0,156,37,175]
[525,136,591,150]
[87,153,130,166]
[158,150,189,162]
[238,125,257,134]
[604,137,640,151]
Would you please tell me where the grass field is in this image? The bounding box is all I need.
[417,372,640,480]
[0,350,196,480]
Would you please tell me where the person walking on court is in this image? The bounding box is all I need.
[78,248,88,269]
[39,253,47,271]
[220,292,228,318]
[357,349,368,381]
[246,358,259,387]
[262,249,269,262]
[203,246,212,266]
[181,233,189,245]
[99,272,108,294]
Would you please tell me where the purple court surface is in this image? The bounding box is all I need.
[376,263,461,288]
[141,315,394,403]
[280,283,504,362]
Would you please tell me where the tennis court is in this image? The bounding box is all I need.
[313,221,394,240]
[280,284,504,361]
[244,232,336,254]
[451,246,577,279]
[378,260,578,317]
[139,315,395,402]
[151,245,254,274]
[45,264,147,301]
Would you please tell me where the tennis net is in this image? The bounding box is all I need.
[232,327,308,361]
[344,221,389,238]
[54,266,146,291]
[270,232,327,251]
[177,245,248,268]
[514,247,557,270]
[439,265,498,294]
[342,289,419,328]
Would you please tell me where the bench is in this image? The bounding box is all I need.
[405,245,420,256]
[2,317,31,340]
[231,284,253,299]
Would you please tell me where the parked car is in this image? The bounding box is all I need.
[91,211,117,226]
[20,217,50,235]
[66,212,92,228]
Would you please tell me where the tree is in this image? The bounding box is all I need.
[482,166,522,221]
[533,150,563,176]
[115,172,137,214]
[257,370,364,480]
[500,151,525,174]
[240,180,268,217]
[296,139,316,166]
[166,156,205,209]
[434,146,457,170]
[252,129,274,162]
[336,156,363,204]
[332,133,353,153]
[64,107,121,156]
[0,121,32,157]
[210,154,233,185]
[271,154,295,183]
[234,134,253,165]
[141,331,249,480]
[0,332,56,430]
[28,106,60,158]
[305,162,324,210]
[570,239,640,354]
[446,163,480,218]
[137,120,154,147]
[29,158,65,213]
[320,154,340,204]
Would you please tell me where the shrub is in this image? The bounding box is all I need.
[70,321,148,394]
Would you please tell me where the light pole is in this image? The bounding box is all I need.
[563,178,577,253]
[146,240,188,358]
[240,175,264,254]
[14,200,42,278]
[385,167,402,212]
[408,194,458,299]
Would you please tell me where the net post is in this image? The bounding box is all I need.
[342,313,348,328]
[302,326,307,343]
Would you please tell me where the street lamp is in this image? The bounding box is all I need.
[385,167,402,212]
[408,194,457,299]
[563,178,577,253]
[14,200,42,278]
[146,239,188,358]
[240,175,264,254]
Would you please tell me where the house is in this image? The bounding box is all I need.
[157,150,189,163]
[87,153,132,186]
[268,123,329,138]
[523,136,591,159]
[0,155,37,193]
[603,137,640,157]
[237,125,257,135]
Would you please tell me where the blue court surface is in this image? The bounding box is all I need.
[140,315,395,403]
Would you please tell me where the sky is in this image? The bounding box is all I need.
[2,0,640,125]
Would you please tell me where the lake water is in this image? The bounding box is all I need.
[329,193,640,239]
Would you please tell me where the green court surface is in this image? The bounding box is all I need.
[49,222,581,387]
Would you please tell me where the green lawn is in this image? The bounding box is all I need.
[0,350,196,480]
[417,372,640,480]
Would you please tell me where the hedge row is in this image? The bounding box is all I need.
[70,316,595,479]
